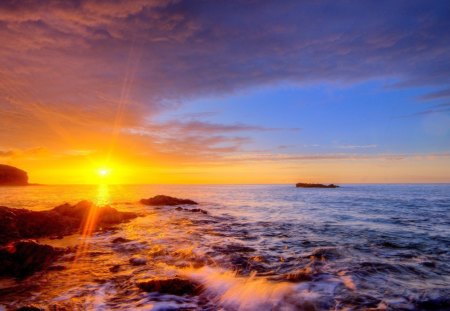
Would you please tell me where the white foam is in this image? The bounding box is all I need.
[181,266,294,311]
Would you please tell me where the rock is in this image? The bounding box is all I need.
[137,278,203,296]
[52,201,137,225]
[0,240,63,277]
[284,267,313,282]
[189,208,208,214]
[129,256,147,266]
[47,265,66,271]
[0,164,28,186]
[212,243,256,253]
[140,195,198,206]
[16,306,44,311]
[307,247,341,261]
[109,264,121,273]
[174,207,208,214]
[112,237,131,244]
[296,183,339,188]
[0,202,138,245]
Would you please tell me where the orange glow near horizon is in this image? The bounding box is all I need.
[3,148,450,184]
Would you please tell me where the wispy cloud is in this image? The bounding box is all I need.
[224,152,450,163]
[338,144,377,149]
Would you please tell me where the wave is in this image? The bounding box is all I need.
[181,266,293,310]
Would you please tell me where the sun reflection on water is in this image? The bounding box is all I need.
[96,184,110,206]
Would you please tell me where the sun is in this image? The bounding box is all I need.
[97,168,110,177]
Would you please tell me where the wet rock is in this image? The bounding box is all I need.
[47,265,66,271]
[0,240,63,277]
[52,201,137,226]
[307,247,341,261]
[284,267,313,282]
[421,261,436,268]
[129,256,147,266]
[0,202,138,245]
[109,264,121,273]
[296,183,339,188]
[16,306,44,311]
[415,297,450,310]
[137,278,203,296]
[112,237,131,244]
[213,243,256,253]
[189,208,207,214]
[0,164,28,186]
[140,195,198,206]
[174,207,208,214]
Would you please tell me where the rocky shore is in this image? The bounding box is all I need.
[0,195,202,279]
[0,201,137,277]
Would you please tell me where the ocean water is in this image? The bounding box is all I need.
[0,184,449,310]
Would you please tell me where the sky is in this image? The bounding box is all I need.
[0,0,449,184]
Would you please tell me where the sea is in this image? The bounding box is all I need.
[0,184,449,310]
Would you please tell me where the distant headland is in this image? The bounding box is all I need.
[0,164,29,186]
[296,182,339,188]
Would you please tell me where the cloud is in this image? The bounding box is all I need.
[123,120,285,158]
[224,152,450,163]
[1,0,449,103]
[0,0,449,165]
[338,144,377,149]
[419,88,450,101]
[0,147,48,159]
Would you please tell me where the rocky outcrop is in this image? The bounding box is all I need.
[0,164,28,186]
[140,195,198,206]
[296,183,339,188]
[137,278,203,296]
[0,240,64,277]
[0,201,138,245]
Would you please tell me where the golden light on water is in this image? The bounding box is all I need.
[72,184,111,265]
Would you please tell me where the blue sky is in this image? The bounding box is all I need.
[158,80,450,155]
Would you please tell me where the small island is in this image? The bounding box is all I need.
[296,183,339,188]
[0,164,28,186]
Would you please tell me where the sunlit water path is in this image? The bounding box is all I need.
[0,184,449,310]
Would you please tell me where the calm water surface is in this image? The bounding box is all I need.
[0,184,449,310]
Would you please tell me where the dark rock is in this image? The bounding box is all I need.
[112,237,131,244]
[137,278,203,296]
[16,306,44,311]
[213,243,256,253]
[296,183,339,188]
[415,297,450,310]
[47,265,66,271]
[0,164,28,186]
[129,256,147,266]
[109,264,121,273]
[284,267,313,282]
[0,240,63,277]
[308,247,341,261]
[0,201,138,245]
[189,208,208,214]
[140,195,198,206]
[174,207,208,214]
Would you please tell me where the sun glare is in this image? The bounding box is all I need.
[98,168,110,177]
